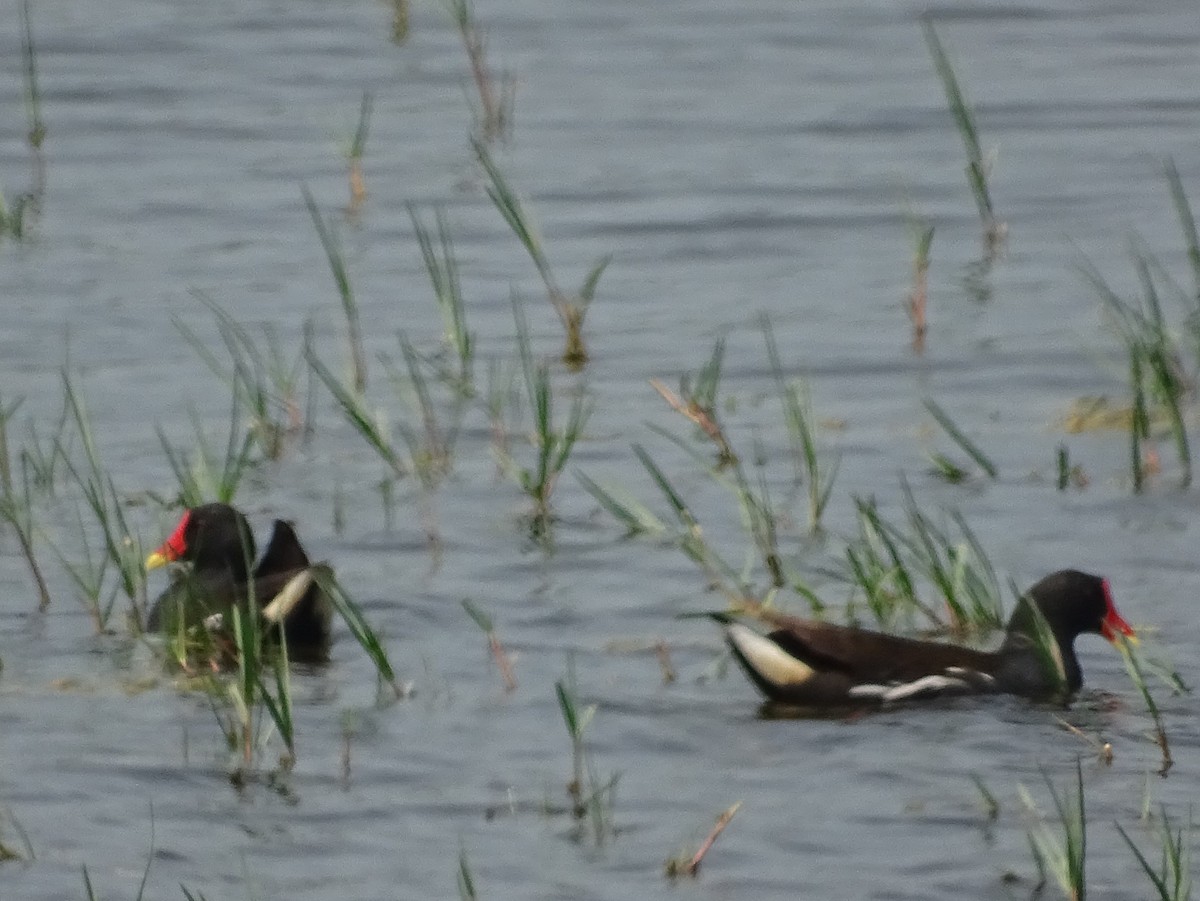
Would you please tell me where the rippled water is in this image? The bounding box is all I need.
[3,0,1200,898]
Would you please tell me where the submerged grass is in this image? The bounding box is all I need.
[456,845,478,901]
[19,0,45,174]
[1011,576,1072,702]
[574,469,665,537]
[212,601,296,770]
[82,806,154,901]
[0,803,34,862]
[52,501,120,631]
[0,190,35,241]
[628,442,752,601]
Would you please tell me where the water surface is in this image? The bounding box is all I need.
[2,0,1200,898]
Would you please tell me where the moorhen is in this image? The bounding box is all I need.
[719,569,1135,706]
[145,503,333,663]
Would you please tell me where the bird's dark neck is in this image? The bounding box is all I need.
[998,597,1083,696]
[190,533,255,582]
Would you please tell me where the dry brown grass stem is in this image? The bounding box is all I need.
[667,801,743,878]
[909,261,928,353]
[649,378,736,466]
[489,633,517,692]
[1054,716,1113,765]
[348,162,366,215]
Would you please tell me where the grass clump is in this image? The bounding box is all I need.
[303,186,367,392]
[1165,157,1200,306]
[59,372,148,629]
[922,17,1005,254]
[178,293,307,460]
[761,315,839,530]
[842,482,1003,636]
[924,398,998,482]
[206,602,297,772]
[0,398,51,611]
[0,190,35,241]
[0,804,34,862]
[650,338,736,468]
[448,0,514,142]
[383,333,465,492]
[1117,806,1192,901]
[1020,760,1087,901]
[495,296,590,537]
[307,346,408,480]
[19,0,45,193]
[1117,634,1175,776]
[409,203,475,395]
[313,569,404,700]
[555,657,618,845]
[156,400,257,509]
[474,140,611,368]
[1078,246,1191,491]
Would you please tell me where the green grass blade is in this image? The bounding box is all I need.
[473,140,557,294]
[302,185,366,391]
[311,568,398,689]
[574,469,666,535]
[307,349,407,478]
[921,17,993,223]
[924,398,997,479]
[1165,157,1200,303]
[461,598,494,633]
[579,254,612,306]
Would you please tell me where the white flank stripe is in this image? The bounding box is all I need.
[878,674,970,702]
[849,672,980,702]
[261,570,314,624]
[945,667,996,686]
[726,624,814,687]
[847,683,889,699]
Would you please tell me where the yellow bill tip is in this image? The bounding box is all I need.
[145,551,170,571]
